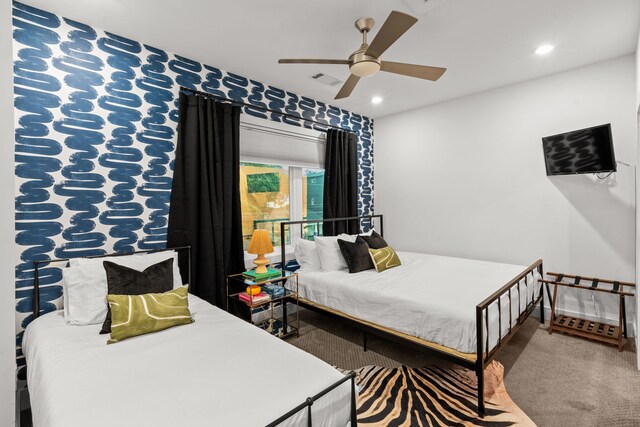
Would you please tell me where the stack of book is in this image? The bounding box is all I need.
[239,292,270,304]
[243,267,282,283]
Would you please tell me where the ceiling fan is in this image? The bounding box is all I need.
[278,10,446,100]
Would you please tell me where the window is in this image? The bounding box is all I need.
[302,168,324,239]
[240,162,324,251]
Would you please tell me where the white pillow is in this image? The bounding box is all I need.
[314,234,356,272]
[294,239,322,271]
[62,264,109,325]
[69,250,183,289]
[63,251,184,326]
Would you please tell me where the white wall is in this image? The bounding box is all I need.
[1,0,16,425]
[636,31,640,110]
[635,30,640,367]
[376,55,637,330]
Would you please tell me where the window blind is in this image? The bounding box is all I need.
[239,114,325,168]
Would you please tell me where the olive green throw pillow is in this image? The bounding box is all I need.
[368,246,402,273]
[107,286,193,344]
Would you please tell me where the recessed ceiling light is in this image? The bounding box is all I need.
[535,44,555,55]
[371,96,383,104]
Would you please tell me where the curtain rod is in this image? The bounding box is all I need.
[179,86,346,132]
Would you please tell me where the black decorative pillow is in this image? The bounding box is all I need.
[100,258,174,334]
[338,237,375,273]
[360,230,388,249]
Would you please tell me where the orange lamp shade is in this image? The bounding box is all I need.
[247,230,274,274]
[247,229,274,255]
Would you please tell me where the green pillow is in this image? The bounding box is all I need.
[107,286,193,344]
[368,246,402,273]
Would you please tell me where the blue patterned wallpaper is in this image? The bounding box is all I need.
[12,1,374,364]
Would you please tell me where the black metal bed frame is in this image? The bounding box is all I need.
[280,214,546,418]
[266,372,357,427]
[29,246,357,426]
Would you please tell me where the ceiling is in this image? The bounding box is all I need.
[21,0,640,119]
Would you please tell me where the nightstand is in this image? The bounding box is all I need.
[226,270,299,339]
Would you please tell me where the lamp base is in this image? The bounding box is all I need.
[253,254,269,274]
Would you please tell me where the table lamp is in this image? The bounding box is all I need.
[247,229,274,275]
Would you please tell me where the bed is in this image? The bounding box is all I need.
[279,215,547,417]
[25,248,356,427]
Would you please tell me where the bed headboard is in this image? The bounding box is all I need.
[278,215,383,272]
[32,246,192,319]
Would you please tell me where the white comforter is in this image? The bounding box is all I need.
[296,252,540,354]
[23,295,351,427]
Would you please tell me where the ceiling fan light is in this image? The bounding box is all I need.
[350,61,381,77]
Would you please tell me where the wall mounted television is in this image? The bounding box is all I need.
[542,123,616,176]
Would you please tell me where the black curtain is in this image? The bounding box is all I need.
[167,92,245,307]
[322,128,359,236]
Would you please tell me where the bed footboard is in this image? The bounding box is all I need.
[265,371,358,427]
[475,259,544,417]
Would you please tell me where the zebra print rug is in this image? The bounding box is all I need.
[345,361,534,426]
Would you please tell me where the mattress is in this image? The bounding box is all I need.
[23,295,352,427]
[294,252,540,354]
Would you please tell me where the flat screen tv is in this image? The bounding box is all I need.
[542,123,616,176]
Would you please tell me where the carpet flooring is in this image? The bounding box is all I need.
[287,310,640,427]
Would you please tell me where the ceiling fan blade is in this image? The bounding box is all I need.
[364,11,418,58]
[380,61,446,81]
[278,59,349,65]
[335,74,361,99]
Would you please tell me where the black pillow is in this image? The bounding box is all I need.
[338,237,375,273]
[361,230,388,249]
[100,258,174,334]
